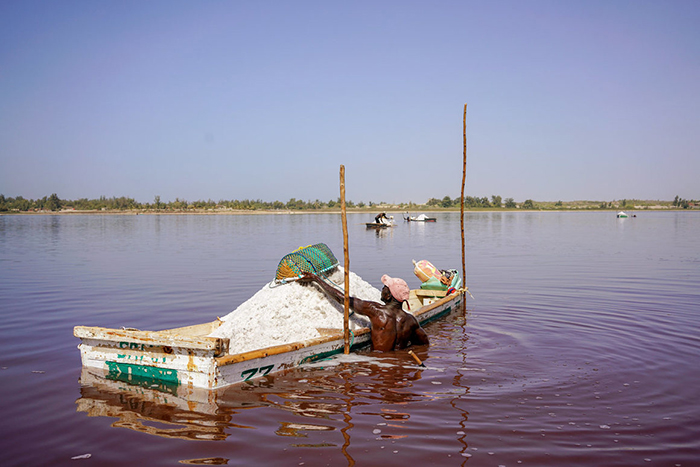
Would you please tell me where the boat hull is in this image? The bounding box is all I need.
[74,290,462,390]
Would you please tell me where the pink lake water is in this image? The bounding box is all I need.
[0,211,698,466]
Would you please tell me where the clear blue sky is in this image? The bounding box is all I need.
[1,0,698,204]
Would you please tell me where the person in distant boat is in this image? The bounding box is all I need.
[374,212,391,224]
[299,272,430,351]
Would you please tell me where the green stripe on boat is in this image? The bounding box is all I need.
[106,361,179,388]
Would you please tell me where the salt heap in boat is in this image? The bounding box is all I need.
[209,268,380,355]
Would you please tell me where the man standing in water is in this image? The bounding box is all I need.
[299,272,429,351]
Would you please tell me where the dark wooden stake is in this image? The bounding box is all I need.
[340,165,350,354]
[461,104,467,314]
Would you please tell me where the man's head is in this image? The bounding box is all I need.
[381,275,410,304]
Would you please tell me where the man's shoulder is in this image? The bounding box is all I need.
[399,310,420,324]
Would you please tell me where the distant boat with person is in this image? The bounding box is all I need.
[367,212,395,228]
[404,213,436,222]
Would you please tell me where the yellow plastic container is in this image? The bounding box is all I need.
[412,259,442,283]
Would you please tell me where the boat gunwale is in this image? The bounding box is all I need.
[73,326,229,355]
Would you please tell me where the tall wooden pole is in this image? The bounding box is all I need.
[460,104,467,313]
[340,165,350,354]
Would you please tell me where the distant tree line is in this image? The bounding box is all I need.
[673,195,693,209]
[0,194,368,212]
[0,193,696,212]
[427,195,523,209]
[0,193,63,212]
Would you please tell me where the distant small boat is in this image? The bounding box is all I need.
[617,211,628,218]
[367,214,394,228]
[404,213,436,222]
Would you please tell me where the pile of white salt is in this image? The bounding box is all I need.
[209,268,381,355]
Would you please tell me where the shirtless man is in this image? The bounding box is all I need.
[299,272,429,351]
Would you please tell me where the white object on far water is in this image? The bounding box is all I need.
[71,454,91,460]
[209,268,380,355]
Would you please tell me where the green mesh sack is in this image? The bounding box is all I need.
[275,243,339,281]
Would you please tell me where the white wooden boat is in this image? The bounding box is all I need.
[74,288,463,390]
[617,211,628,218]
[405,213,437,222]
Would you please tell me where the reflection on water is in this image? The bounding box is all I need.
[77,368,230,441]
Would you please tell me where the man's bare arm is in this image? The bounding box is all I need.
[412,326,430,346]
[299,273,379,319]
